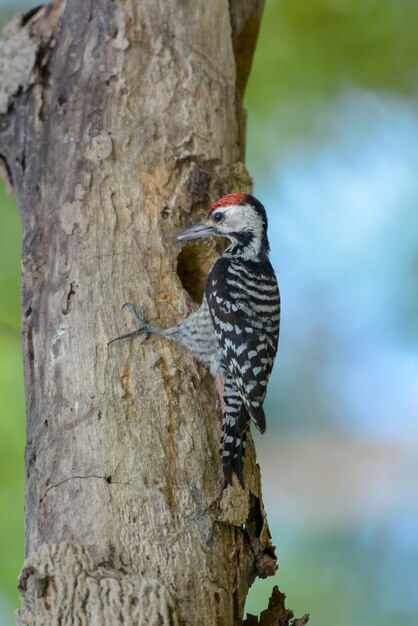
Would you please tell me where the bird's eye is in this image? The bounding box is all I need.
[212,212,224,224]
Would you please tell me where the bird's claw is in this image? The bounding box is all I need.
[108,302,149,345]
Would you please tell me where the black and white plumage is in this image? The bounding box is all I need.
[109,193,280,486]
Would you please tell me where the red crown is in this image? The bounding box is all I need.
[208,193,249,214]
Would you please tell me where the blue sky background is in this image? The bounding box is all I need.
[258,90,418,441]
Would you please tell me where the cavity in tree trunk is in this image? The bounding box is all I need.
[0,1,308,624]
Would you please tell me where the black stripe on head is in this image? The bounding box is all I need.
[243,194,269,253]
[229,230,254,248]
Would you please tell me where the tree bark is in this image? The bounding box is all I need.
[0,1,294,624]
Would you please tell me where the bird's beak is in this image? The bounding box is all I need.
[175,221,215,242]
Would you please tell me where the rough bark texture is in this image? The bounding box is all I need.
[0,1,294,624]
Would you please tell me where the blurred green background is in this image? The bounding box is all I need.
[1,1,418,624]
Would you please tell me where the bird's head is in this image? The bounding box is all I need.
[176,193,269,258]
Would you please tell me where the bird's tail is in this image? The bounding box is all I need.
[220,379,250,486]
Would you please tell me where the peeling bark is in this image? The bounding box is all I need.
[243,587,310,626]
[0,0,305,624]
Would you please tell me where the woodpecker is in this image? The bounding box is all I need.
[109,193,280,486]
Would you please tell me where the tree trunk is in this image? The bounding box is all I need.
[0,1,287,624]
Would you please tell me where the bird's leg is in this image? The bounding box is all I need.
[108,302,172,345]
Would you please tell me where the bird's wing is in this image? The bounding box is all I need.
[206,257,280,433]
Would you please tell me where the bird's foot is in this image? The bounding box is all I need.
[108,303,150,345]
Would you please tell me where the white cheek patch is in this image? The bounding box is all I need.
[220,204,264,257]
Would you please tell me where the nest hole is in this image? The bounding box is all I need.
[177,240,218,304]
